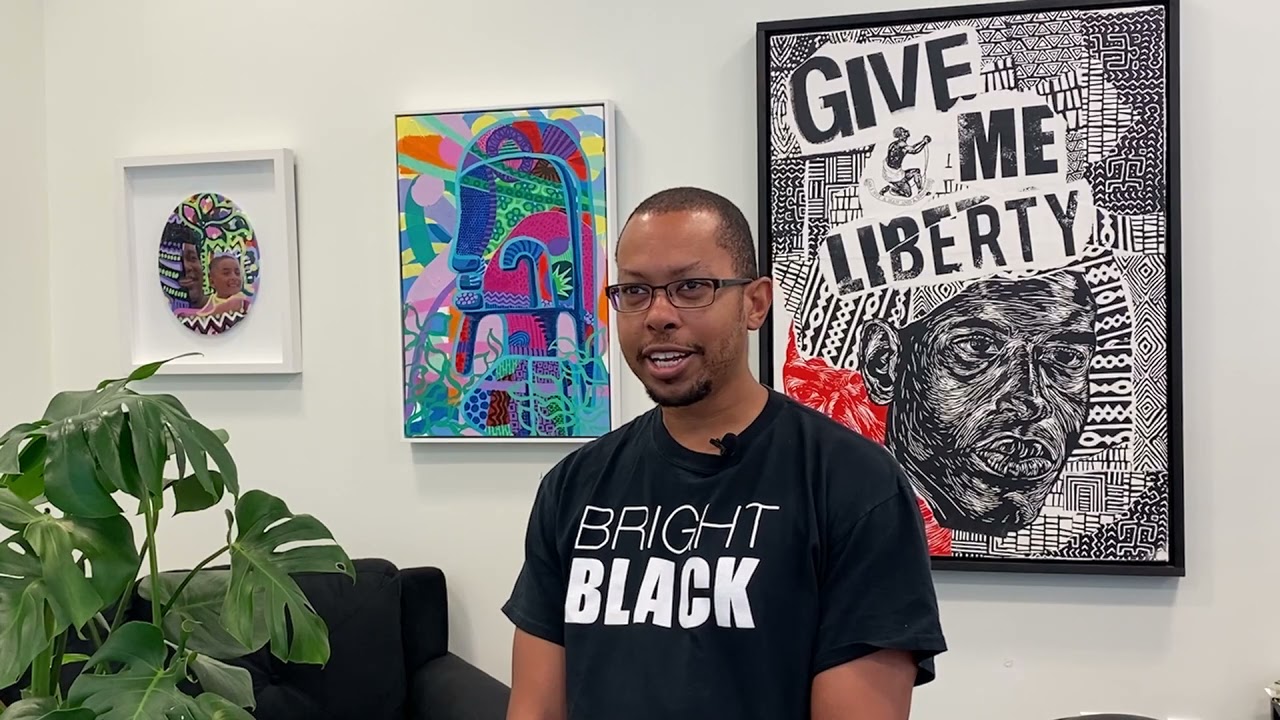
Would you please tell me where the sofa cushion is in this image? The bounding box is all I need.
[230,558,408,720]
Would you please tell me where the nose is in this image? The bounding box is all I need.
[995,345,1048,421]
[644,290,682,332]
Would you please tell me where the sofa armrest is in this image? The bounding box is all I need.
[408,653,510,720]
[401,566,451,670]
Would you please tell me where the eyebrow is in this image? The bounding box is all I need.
[618,261,706,282]
[950,317,1008,334]
[1047,330,1095,345]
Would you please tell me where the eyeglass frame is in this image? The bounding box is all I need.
[604,277,756,313]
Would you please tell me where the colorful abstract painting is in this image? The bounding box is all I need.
[157,192,260,335]
[396,103,615,440]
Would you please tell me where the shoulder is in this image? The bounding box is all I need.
[536,407,657,499]
[772,392,911,520]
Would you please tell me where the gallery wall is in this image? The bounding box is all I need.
[0,0,49,430]
[8,0,1276,717]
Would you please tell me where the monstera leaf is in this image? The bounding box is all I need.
[0,534,55,690]
[0,698,95,720]
[223,490,354,664]
[137,569,264,660]
[64,622,253,720]
[0,354,238,521]
[0,490,139,688]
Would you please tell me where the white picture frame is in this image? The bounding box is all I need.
[116,149,302,375]
[393,99,621,443]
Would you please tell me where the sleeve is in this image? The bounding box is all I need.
[501,466,568,646]
[812,465,948,685]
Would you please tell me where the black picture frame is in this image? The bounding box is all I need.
[755,0,1183,576]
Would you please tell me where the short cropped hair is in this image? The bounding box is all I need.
[623,186,758,279]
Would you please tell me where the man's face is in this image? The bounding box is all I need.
[614,210,766,407]
[871,273,1096,535]
[210,257,242,298]
[180,245,203,287]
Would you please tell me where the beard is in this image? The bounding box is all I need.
[644,376,713,407]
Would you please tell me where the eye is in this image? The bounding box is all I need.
[1044,344,1089,371]
[951,332,999,361]
[619,285,649,296]
[673,280,714,299]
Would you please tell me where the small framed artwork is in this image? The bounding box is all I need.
[395,101,621,442]
[117,149,302,375]
[756,0,1182,575]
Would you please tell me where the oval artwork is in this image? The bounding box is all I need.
[157,192,261,335]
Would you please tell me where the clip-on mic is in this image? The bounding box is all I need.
[709,432,739,457]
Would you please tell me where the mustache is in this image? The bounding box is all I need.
[635,340,705,362]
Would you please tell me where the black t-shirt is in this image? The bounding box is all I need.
[502,389,947,719]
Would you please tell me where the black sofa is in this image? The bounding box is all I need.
[1,558,511,719]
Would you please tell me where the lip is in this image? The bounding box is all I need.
[641,344,698,382]
[971,434,1058,483]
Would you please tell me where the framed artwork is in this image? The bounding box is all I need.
[756,0,1182,575]
[117,149,302,375]
[395,101,620,442]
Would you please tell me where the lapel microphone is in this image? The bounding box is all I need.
[709,432,739,457]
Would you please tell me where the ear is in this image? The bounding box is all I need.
[858,319,901,406]
[744,277,773,331]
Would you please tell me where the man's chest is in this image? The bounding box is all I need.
[555,477,821,634]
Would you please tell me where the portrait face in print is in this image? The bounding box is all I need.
[859,270,1097,537]
[157,192,261,336]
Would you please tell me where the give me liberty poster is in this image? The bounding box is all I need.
[756,0,1181,574]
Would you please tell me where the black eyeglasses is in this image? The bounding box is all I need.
[605,278,754,313]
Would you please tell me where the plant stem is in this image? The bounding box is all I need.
[160,544,230,618]
[30,606,54,697]
[49,629,69,702]
[111,534,150,634]
[144,493,162,628]
[85,616,104,650]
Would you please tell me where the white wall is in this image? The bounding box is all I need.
[28,0,1280,718]
[0,0,49,428]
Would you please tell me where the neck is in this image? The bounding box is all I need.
[660,369,769,454]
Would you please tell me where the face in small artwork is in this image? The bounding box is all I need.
[157,192,261,336]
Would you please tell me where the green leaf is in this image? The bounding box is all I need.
[0,496,138,642]
[24,513,138,626]
[137,570,263,660]
[0,424,44,475]
[42,420,121,519]
[63,622,256,719]
[123,398,165,498]
[160,413,238,498]
[0,490,42,532]
[0,697,96,720]
[190,654,256,709]
[93,353,202,391]
[0,534,55,689]
[171,472,226,516]
[83,413,138,497]
[189,693,254,720]
[0,430,48,499]
[5,435,48,503]
[225,491,353,664]
[65,622,193,720]
[41,382,132,425]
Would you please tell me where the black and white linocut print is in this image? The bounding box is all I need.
[765,5,1172,564]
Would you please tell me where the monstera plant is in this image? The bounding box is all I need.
[0,356,353,719]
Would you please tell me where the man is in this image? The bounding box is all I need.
[857,270,1097,537]
[164,222,207,308]
[502,187,946,720]
[879,126,931,199]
